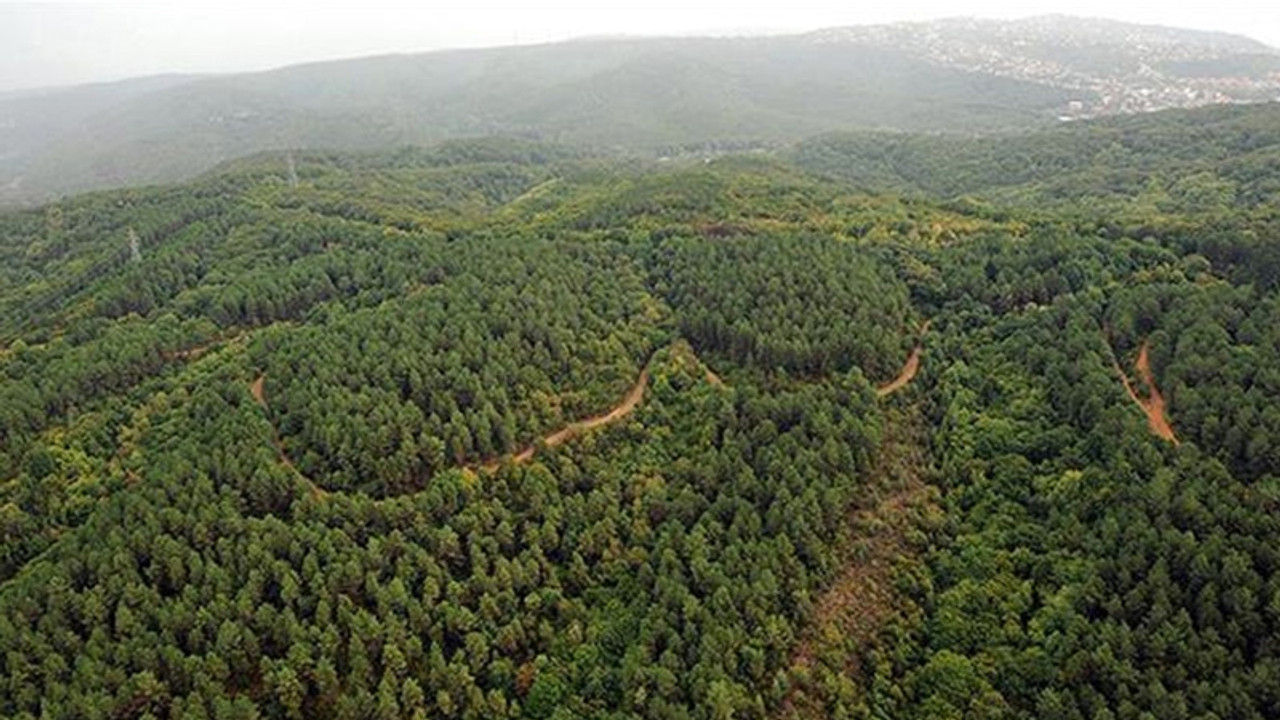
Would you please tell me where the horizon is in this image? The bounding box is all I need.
[2,2,1278,94]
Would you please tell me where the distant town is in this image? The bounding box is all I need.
[814,15,1280,119]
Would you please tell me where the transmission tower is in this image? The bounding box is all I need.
[128,228,142,262]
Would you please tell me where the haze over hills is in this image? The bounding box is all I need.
[2,14,1278,207]
[814,15,1280,117]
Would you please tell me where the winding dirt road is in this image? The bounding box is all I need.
[1113,340,1179,445]
[250,374,326,499]
[479,365,652,472]
[471,316,930,476]
[249,354,661,491]
[876,320,931,397]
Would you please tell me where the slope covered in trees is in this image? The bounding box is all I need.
[792,103,1280,201]
[3,104,1280,719]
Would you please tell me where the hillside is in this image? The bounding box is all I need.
[3,105,1280,718]
[793,102,1280,198]
[792,102,1280,299]
[3,15,1278,206]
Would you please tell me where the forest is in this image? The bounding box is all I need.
[2,104,1280,719]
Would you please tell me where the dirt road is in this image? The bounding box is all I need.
[876,320,931,397]
[1113,340,1179,445]
[479,365,651,472]
[250,373,326,499]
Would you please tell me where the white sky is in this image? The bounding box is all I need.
[2,1,1278,92]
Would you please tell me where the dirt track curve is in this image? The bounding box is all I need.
[478,364,652,472]
[249,321,925,499]
[876,320,931,397]
[249,352,665,488]
[250,374,326,499]
[1113,340,1179,445]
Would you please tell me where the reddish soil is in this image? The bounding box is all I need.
[250,374,267,406]
[876,320,931,397]
[1113,340,1179,445]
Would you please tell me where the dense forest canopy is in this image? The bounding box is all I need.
[2,103,1280,719]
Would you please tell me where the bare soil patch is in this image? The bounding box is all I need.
[1112,340,1179,445]
[876,320,931,397]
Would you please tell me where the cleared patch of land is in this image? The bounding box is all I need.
[779,406,938,718]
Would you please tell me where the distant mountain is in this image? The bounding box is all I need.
[1,15,1276,206]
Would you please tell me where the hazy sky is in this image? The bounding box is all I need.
[2,1,1278,92]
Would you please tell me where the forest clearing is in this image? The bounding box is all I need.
[780,407,937,718]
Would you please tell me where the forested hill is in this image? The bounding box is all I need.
[792,102,1280,290]
[3,14,1279,206]
[3,105,1280,718]
[793,102,1280,200]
